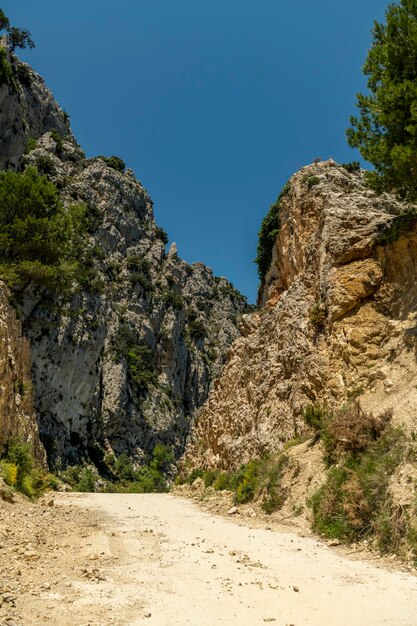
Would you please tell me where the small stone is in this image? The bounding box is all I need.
[144,612,152,618]
[24,550,38,559]
[227,506,238,515]
[293,585,299,592]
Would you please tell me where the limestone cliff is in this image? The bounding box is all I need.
[0,46,69,171]
[185,160,417,469]
[0,282,45,465]
[0,55,248,467]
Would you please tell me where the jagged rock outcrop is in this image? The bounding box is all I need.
[0,44,69,171]
[0,62,248,467]
[0,282,46,465]
[185,160,417,469]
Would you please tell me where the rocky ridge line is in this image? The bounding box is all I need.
[185,159,417,469]
[0,54,249,467]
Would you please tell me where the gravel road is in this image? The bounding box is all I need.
[2,492,417,625]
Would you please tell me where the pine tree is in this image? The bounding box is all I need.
[0,10,35,53]
[347,0,417,199]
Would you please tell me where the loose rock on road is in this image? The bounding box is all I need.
[1,492,417,625]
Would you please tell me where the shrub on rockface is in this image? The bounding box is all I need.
[111,325,158,393]
[255,181,290,291]
[180,454,289,514]
[302,400,392,466]
[0,10,35,87]
[310,426,407,547]
[60,444,174,493]
[0,439,53,499]
[305,400,417,559]
[98,155,126,172]
[0,167,86,291]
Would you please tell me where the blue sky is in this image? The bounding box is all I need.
[4,1,388,302]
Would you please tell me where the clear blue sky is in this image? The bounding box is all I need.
[4,1,388,302]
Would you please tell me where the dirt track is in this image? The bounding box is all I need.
[1,492,417,625]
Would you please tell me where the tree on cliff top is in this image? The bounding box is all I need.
[0,9,35,53]
[7,27,35,53]
[347,0,417,199]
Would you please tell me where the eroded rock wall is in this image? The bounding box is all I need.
[0,45,69,171]
[185,160,417,469]
[18,133,247,466]
[0,283,46,465]
[0,57,248,467]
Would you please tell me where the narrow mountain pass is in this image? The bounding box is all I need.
[6,492,416,626]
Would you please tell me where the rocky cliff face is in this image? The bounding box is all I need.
[185,160,417,469]
[0,282,45,465]
[0,56,248,467]
[0,46,69,171]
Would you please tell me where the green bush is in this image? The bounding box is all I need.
[195,455,290,514]
[126,255,150,274]
[259,454,289,514]
[212,471,232,491]
[186,468,205,484]
[35,154,55,175]
[377,209,417,245]
[309,301,326,330]
[302,175,321,188]
[164,290,183,310]
[98,155,126,172]
[203,469,219,487]
[130,272,154,292]
[77,468,98,492]
[24,137,37,154]
[114,452,136,481]
[302,403,328,433]
[188,319,206,340]
[60,465,98,492]
[310,427,406,545]
[69,444,175,494]
[0,461,17,486]
[255,181,290,286]
[16,62,31,87]
[50,129,64,155]
[0,48,13,87]
[1,439,49,499]
[126,345,158,392]
[0,167,86,291]
[111,325,157,393]
[127,255,154,291]
[341,161,361,173]
[155,226,168,244]
[151,443,174,474]
[235,460,260,503]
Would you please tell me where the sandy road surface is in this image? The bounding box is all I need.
[2,492,417,625]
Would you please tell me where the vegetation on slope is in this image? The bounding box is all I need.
[178,452,291,514]
[0,167,86,292]
[0,9,35,90]
[0,440,57,499]
[255,181,290,295]
[59,443,175,494]
[302,401,417,561]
